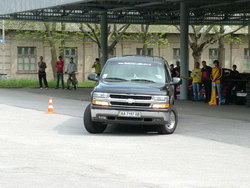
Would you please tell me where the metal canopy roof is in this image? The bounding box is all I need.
[1,0,250,25]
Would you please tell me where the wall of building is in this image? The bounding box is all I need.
[0,31,250,83]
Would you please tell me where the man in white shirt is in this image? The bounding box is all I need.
[65,57,77,89]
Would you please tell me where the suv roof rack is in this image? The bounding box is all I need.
[122,55,166,61]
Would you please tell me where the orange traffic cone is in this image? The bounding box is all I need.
[47,97,55,114]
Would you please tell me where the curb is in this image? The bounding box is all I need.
[0,86,94,89]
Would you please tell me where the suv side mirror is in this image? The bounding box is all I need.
[170,77,182,85]
[88,73,99,81]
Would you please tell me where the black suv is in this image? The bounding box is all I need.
[83,56,182,134]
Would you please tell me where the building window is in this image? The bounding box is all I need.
[136,48,153,56]
[64,47,78,66]
[209,48,218,66]
[173,48,180,65]
[17,47,36,72]
[244,48,249,71]
[109,48,116,58]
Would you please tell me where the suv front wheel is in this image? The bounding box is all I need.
[156,109,177,134]
[83,104,107,133]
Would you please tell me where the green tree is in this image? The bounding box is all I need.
[141,24,150,55]
[13,21,131,76]
[175,25,245,63]
[129,24,170,56]
[78,23,131,57]
[14,21,72,78]
[43,22,72,78]
[218,26,225,66]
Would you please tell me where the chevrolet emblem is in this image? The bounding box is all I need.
[126,99,136,104]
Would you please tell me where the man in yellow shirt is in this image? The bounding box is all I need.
[210,60,223,105]
[92,58,101,76]
[191,62,202,101]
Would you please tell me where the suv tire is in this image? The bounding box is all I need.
[157,109,177,134]
[246,94,250,100]
[84,104,107,133]
[246,83,250,93]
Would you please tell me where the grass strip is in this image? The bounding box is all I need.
[0,79,95,88]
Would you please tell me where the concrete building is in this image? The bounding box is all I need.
[0,22,250,82]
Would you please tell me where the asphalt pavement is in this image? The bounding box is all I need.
[0,88,250,188]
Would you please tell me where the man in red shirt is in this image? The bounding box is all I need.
[55,56,65,89]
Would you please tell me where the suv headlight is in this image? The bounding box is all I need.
[92,92,110,106]
[152,95,170,109]
[93,92,109,98]
[152,95,169,101]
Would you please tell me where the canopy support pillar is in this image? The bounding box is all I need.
[180,1,189,100]
[100,13,108,68]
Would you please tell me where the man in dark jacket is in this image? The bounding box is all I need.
[232,64,239,78]
[38,56,48,89]
[174,61,180,77]
[201,60,212,102]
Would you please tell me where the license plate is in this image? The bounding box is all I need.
[118,111,141,117]
[236,93,247,97]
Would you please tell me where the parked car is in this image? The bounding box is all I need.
[231,73,250,104]
[188,68,250,104]
[83,56,182,134]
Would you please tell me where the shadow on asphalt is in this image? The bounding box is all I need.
[20,87,93,101]
[54,117,162,136]
[54,117,86,135]
[105,124,160,135]
[25,87,250,120]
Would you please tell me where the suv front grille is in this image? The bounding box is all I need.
[110,102,150,107]
[109,93,152,107]
[110,94,151,100]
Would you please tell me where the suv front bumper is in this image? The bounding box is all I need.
[91,105,173,125]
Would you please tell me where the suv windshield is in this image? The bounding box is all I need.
[101,61,166,83]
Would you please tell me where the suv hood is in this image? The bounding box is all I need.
[94,81,168,95]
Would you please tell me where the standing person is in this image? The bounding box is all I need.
[170,64,176,77]
[191,62,202,101]
[92,58,101,76]
[65,57,77,90]
[209,60,223,105]
[201,60,212,102]
[38,56,48,89]
[174,61,180,99]
[226,64,239,102]
[232,64,239,78]
[55,56,65,89]
[174,61,181,77]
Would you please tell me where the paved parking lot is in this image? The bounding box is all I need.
[0,88,250,187]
